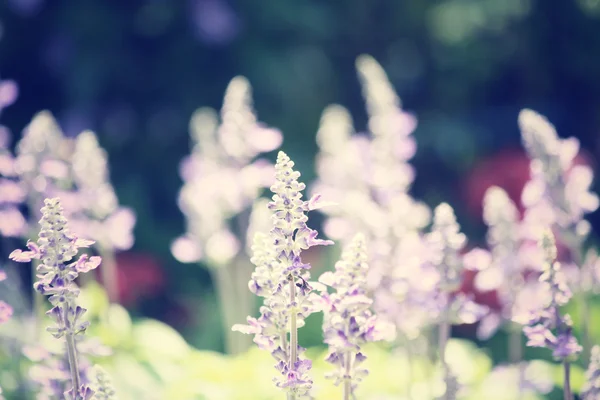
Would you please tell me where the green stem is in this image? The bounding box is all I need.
[211,265,239,354]
[64,306,81,394]
[508,323,522,364]
[98,246,119,304]
[563,362,572,400]
[288,275,297,400]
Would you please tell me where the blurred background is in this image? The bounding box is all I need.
[1,0,599,354]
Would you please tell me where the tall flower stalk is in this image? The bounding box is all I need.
[426,203,486,398]
[9,197,101,399]
[319,233,395,399]
[69,130,136,303]
[14,112,74,324]
[233,151,333,399]
[469,186,524,359]
[517,230,581,400]
[518,109,599,360]
[173,76,281,354]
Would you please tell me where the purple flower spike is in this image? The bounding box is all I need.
[9,197,101,397]
[233,151,331,398]
[581,346,600,399]
[519,230,581,361]
[320,234,395,398]
[517,230,580,400]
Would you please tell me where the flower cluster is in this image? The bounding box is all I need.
[9,197,101,399]
[68,130,136,252]
[312,55,430,341]
[14,112,73,215]
[92,365,117,399]
[581,345,600,399]
[426,203,487,324]
[518,230,581,361]
[233,151,333,398]
[0,270,11,324]
[467,186,524,339]
[319,233,395,399]
[0,81,27,238]
[172,76,282,266]
[518,109,598,257]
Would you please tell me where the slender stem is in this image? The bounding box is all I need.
[233,258,254,352]
[509,323,522,364]
[31,258,43,339]
[98,246,119,304]
[580,293,591,363]
[343,353,352,400]
[563,362,572,400]
[405,341,414,400]
[438,302,451,400]
[211,265,239,354]
[438,321,450,369]
[64,306,81,394]
[288,276,298,400]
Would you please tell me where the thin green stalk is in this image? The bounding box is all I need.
[98,246,119,304]
[509,323,522,363]
[563,362,572,400]
[288,275,298,400]
[438,305,451,400]
[211,265,239,354]
[64,307,81,394]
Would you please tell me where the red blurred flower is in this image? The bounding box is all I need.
[114,252,166,306]
[463,147,593,220]
[463,148,531,219]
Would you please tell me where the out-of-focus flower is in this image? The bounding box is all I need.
[233,151,333,398]
[14,111,74,218]
[581,345,600,399]
[320,233,395,397]
[173,77,282,267]
[91,365,117,399]
[463,149,531,218]
[0,268,12,324]
[0,78,18,111]
[189,0,240,45]
[114,252,165,306]
[10,197,100,398]
[0,79,27,238]
[463,186,528,339]
[313,56,431,342]
[518,109,598,254]
[68,130,136,251]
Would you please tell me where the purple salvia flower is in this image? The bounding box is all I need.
[69,130,136,251]
[0,83,27,238]
[9,197,100,398]
[356,54,417,199]
[91,365,117,399]
[518,109,598,256]
[233,151,333,398]
[426,203,487,391]
[319,233,395,399]
[313,56,430,345]
[0,270,12,324]
[173,78,282,354]
[466,186,529,362]
[581,345,600,399]
[518,230,580,400]
[68,130,136,303]
[14,112,73,216]
[173,77,282,266]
